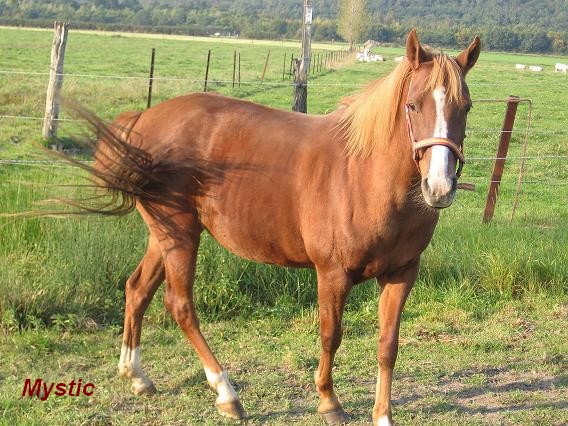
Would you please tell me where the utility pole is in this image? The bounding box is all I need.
[292,0,312,113]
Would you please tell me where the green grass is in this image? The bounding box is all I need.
[1,297,566,425]
[0,27,567,425]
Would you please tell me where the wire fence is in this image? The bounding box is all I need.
[2,68,568,87]
[1,64,566,209]
[1,113,567,136]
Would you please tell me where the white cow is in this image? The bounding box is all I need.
[394,56,405,62]
[515,64,526,70]
[555,63,568,74]
[369,55,384,62]
[529,65,543,72]
[356,49,385,62]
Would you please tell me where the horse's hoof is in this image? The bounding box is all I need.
[132,380,157,396]
[320,407,350,425]
[217,399,246,420]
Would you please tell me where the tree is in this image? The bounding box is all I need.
[338,0,367,51]
[521,30,552,53]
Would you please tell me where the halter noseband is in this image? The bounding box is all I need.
[404,103,465,178]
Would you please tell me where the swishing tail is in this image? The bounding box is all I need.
[41,104,219,218]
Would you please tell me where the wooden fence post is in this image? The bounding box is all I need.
[146,48,155,109]
[260,49,271,84]
[292,59,307,112]
[203,49,211,92]
[238,52,241,88]
[232,50,237,88]
[282,52,287,81]
[42,21,68,146]
[293,0,312,113]
[482,96,521,224]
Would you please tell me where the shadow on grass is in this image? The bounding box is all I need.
[344,366,567,421]
[398,366,567,416]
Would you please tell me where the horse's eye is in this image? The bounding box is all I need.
[465,104,473,113]
[408,102,417,112]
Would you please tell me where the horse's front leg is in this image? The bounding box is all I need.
[314,266,353,425]
[373,259,419,426]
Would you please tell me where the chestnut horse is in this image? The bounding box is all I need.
[74,30,480,425]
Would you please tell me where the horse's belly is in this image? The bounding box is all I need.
[199,200,312,268]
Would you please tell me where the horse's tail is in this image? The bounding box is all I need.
[40,104,217,218]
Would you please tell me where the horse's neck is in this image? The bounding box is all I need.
[366,115,420,206]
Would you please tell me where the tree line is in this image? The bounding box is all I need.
[1,0,567,54]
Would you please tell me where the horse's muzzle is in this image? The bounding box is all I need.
[421,176,457,209]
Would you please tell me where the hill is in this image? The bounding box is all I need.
[0,0,567,53]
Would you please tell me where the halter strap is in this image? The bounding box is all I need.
[404,102,466,178]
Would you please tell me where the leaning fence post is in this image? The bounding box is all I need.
[261,49,271,84]
[147,48,156,109]
[203,49,211,92]
[42,21,68,147]
[482,96,521,224]
[289,53,294,77]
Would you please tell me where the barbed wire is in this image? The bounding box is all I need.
[1,114,568,138]
[467,155,568,161]
[1,156,567,167]
[467,128,568,135]
[2,68,568,88]
[0,115,83,122]
[0,172,564,187]
[0,159,93,165]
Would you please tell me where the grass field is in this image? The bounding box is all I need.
[0,27,567,425]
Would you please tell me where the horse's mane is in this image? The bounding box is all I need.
[339,51,464,156]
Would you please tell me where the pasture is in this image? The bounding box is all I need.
[0,27,567,425]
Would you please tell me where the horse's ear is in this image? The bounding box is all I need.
[406,28,428,69]
[456,36,481,75]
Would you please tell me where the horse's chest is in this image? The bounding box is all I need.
[350,214,438,279]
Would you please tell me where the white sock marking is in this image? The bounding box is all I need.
[377,415,392,426]
[119,344,142,376]
[118,344,154,393]
[428,88,452,195]
[205,368,239,404]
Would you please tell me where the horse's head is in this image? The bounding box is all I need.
[404,30,481,209]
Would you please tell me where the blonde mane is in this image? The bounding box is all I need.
[339,53,464,156]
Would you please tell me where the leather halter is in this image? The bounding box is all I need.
[404,103,465,178]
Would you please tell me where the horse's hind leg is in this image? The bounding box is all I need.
[161,229,245,420]
[118,236,165,395]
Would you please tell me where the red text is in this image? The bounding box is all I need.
[22,378,95,401]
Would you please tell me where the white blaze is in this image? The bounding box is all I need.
[205,367,239,404]
[428,88,453,196]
